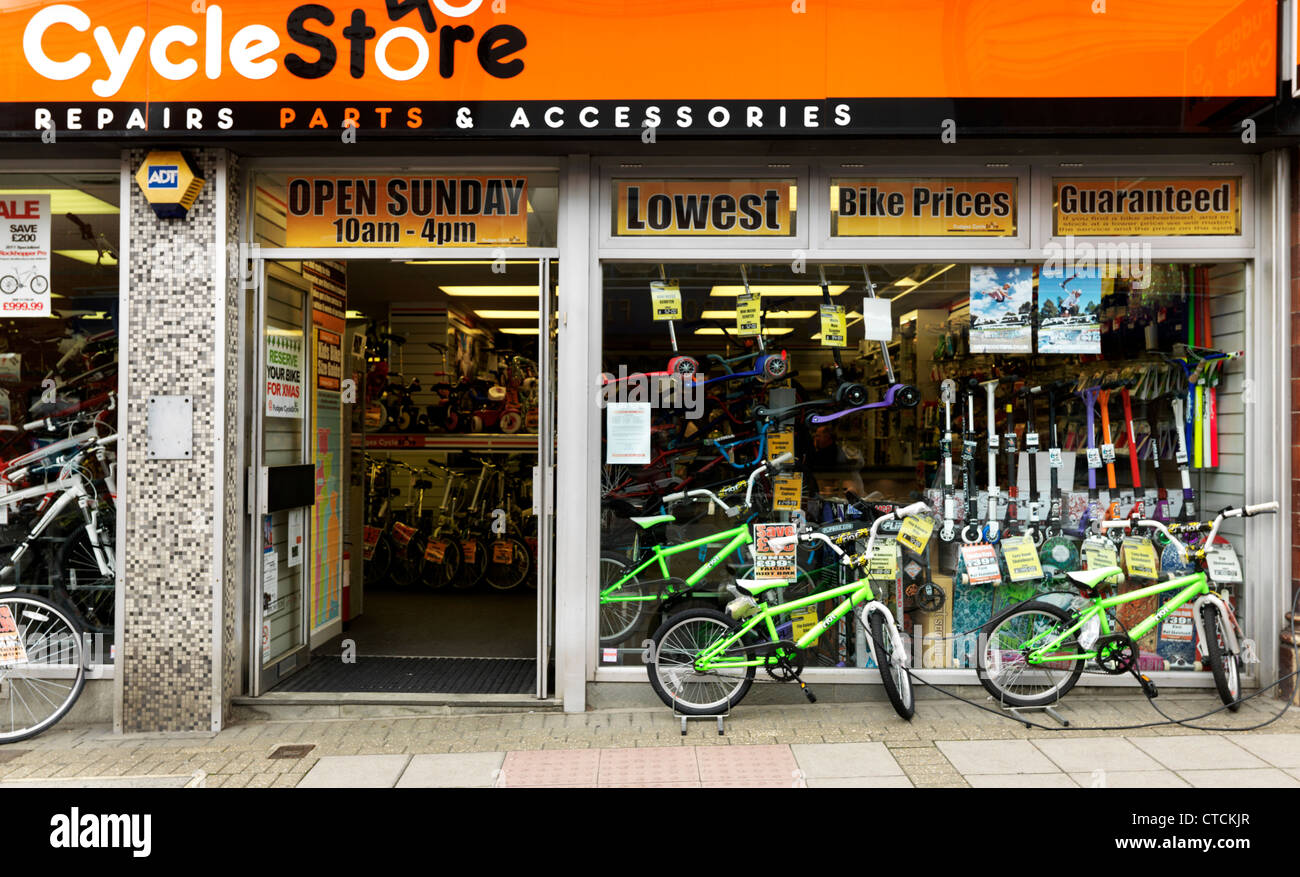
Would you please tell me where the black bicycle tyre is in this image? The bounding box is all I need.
[976,600,1085,708]
[453,536,488,589]
[485,536,531,591]
[417,534,460,590]
[54,527,115,634]
[868,609,915,720]
[364,531,392,585]
[598,551,645,647]
[646,607,756,715]
[0,592,86,744]
[1200,604,1241,712]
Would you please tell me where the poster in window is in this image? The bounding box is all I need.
[1037,273,1102,354]
[969,266,1033,353]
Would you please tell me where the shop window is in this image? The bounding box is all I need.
[597,261,1250,679]
[0,172,120,663]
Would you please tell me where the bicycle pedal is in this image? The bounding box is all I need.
[799,680,816,704]
[1137,674,1158,699]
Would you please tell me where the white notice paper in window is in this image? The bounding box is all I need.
[861,297,893,342]
[606,402,651,464]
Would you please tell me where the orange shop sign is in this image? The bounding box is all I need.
[832,178,1017,238]
[283,176,528,247]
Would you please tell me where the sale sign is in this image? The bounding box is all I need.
[0,194,50,317]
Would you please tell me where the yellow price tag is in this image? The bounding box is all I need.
[1082,539,1118,571]
[650,280,682,321]
[1121,536,1158,580]
[772,473,803,511]
[790,607,819,640]
[767,430,795,459]
[736,290,761,337]
[867,541,898,580]
[1000,535,1044,583]
[896,515,934,556]
[819,304,847,347]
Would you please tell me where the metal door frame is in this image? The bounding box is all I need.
[536,257,557,698]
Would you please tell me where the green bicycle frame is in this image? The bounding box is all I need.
[1023,571,1212,665]
[693,576,880,670]
[601,523,752,606]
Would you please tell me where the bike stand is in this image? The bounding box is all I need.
[1000,702,1070,728]
[674,708,728,736]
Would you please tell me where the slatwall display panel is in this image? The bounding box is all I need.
[384,308,454,412]
[1200,263,1246,543]
[254,185,288,248]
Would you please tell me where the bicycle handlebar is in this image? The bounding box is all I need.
[769,500,930,559]
[1100,500,1277,557]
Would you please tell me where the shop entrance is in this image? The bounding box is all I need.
[248,256,557,698]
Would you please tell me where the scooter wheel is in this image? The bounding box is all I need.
[960,524,982,543]
[668,356,698,376]
[500,411,523,433]
[916,582,946,613]
[761,355,789,381]
[840,384,868,406]
[896,385,921,408]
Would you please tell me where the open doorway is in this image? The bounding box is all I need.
[251,257,556,697]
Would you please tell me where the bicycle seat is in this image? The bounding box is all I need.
[428,342,448,352]
[630,514,676,529]
[380,333,407,345]
[1067,566,1123,593]
[413,479,433,490]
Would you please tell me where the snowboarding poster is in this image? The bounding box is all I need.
[1038,273,1102,354]
[969,266,1033,353]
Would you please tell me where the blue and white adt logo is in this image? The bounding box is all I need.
[146,166,179,189]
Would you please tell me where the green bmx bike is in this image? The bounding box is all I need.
[976,501,1276,711]
[644,501,932,720]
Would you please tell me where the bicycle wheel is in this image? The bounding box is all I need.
[868,608,914,720]
[55,528,115,633]
[388,539,417,588]
[453,536,488,589]
[364,530,392,585]
[484,536,531,591]
[647,607,755,715]
[0,593,86,743]
[599,552,646,647]
[976,600,1084,708]
[418,535,460,590]
[1200,604,1241,712]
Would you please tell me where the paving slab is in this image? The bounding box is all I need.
[791,742,904,778]
[935,740,1059,775]
[499,748,600,787]
[1128,735,1269,771]
[0,775,192,788]
[1179,768,1300,788]
[296,755,410,788]
[964,773,1078,788]
[395,752,505,788]
[805,776,913,788]
[696,744,800,786]
[596,746,698,785]
[1032,737,1163,773]
[1067,769,1190,788]
[1224,733,1300,768]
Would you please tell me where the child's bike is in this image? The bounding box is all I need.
[976,501,1277,711]
[644,501,932,720]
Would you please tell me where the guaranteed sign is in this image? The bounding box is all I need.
[284,176,528,247]
[615,181,792,236]
[833,178,1016,237]
[1053,178,1241,236]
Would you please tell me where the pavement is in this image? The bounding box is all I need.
[1,692,1298,788]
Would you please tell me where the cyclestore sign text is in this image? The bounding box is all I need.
[283,176,528,247]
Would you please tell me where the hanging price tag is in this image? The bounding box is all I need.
[790,607,819,640]
[752,522,796,581]
[959,543,1002,585]
[767,430,795,459]
[650,280,682,321]
[1048,448,1063,468]
[1101,443,1116,464]
[1086,448,1102,469]
[1205,545,1243,583]
[1121,536,1159,580]
[493,540,514,564]
[772,473,803,511]
[1082,537,1118,571]
[896,515,935,556]
[819,304,847,347]
[867,541,899,580]
[391,521,416,548]
[1025,432,1040,449]
[1175,447,1189,465]
[362,525,381,560]
[424,539,448,563]
[462,540,478,564]
[736,290,761,337]
[1000,535,1044,583]
[988,434,1000,450]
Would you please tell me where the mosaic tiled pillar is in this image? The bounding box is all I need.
[121,148,241,733]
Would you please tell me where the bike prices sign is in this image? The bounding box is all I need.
[832,178,1017,237]
[0,194,50,318]
[265,329,304,418]
[752,522,796,581]
[283,177,528,247]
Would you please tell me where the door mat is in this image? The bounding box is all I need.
[272,656,536,695]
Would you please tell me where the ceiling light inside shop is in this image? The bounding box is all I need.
[500,327,539,335]
[700,309,816,320]
[891,277,919,288]
[474,309,539,319]
[694,327,794,335]
[709,285,846,297]
[54,249,117,266]
[441,286,541,297]
[0,189,118,215]
[889,264,956,299]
